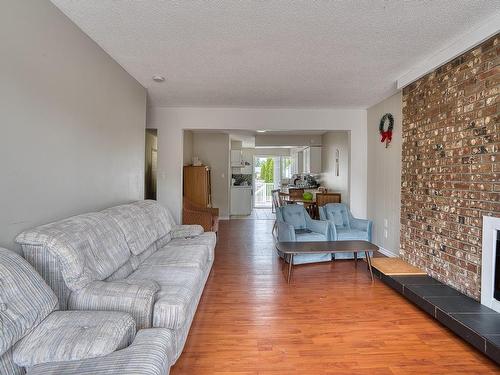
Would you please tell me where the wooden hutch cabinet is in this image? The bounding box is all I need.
[183,165,212,207]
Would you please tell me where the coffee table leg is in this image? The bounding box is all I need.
[354,251,357,266]
[287,254,294,283]
[365,251,374,282]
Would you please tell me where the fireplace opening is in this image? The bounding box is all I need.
[495,230,500,301]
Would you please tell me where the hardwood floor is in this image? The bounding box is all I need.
[171,220,499,374]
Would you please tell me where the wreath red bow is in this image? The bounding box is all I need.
[379,113,394,148]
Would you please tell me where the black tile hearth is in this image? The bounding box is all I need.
[380,274,500,365]
[450,314,500,335]
[485,335,500,346]
[391,275,443,286]
[426,296,498,314]
[405,284,462,297]
[435,310,486,352]
[403,287,436,316]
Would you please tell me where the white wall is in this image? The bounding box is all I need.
[0,0,146,253]
[321,131,350,204]
[192,132,231,218]
[147,107,367,222]
[366,92,402,256]
[183,130,193,165]
[255,134,322,147]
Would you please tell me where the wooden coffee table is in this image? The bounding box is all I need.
[276,240,379,283]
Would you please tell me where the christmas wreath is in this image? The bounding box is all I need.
[379,113,394,147]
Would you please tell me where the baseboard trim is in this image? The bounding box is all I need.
[377,246,398,258]
[219,216,230,220]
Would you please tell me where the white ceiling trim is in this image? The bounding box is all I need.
[397,12,500,89]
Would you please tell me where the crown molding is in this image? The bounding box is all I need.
[397,12,500,89]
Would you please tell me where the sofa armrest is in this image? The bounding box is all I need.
[305,217,329,236]
[277,221,296,242]
[326,222,338,241]
[26,328,174,375]
[68,280,159,329]
[170,224,204,238]
[351,218,372,234]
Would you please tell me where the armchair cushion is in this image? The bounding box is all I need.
[15,213,131,291]
[0,249,59,357]
[26,328,174,375]
[295,232,327,242]
[321,203,351,229]
[13,311,135,367]
[278,205,308,229]
[336,228,370,241]
[68,280,159,330]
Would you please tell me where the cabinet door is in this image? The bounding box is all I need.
[231,150,242,166]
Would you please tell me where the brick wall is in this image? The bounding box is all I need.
[400,34,499,300]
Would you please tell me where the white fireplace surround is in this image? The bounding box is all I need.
[481,215,500,313]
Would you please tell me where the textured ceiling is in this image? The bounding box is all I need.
[51,0,499,108]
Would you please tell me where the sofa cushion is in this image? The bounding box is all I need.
[13,311,135,367]
[132,200,173,239]
[126,266,204,330]
[0,249,58,357]
[167,232,216,261]
[102,204,158,256]
[15,213,131,291]
[141,245,210,271]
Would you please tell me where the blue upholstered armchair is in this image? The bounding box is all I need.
[318,203,373,259]
[276,204,332,265]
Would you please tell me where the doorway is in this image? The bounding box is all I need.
[145,129,158,200]
[253,155,291,208]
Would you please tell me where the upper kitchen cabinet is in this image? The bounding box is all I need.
[303,146,322,174]
[231,149,253,173]
[231,149,243,167]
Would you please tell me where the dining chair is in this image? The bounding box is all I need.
[318,187,328,194]
[271,189,285,235]
[271,189,281,213]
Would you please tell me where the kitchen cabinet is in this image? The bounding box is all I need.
[303,146,322,174]
[231,150,243,167]
[230,187,252,215]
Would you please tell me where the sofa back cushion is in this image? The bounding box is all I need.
[132,200,173,239]
[102,204,158,256]
[15,213,131,291]
[279,205,307,229]
[324,203,351,229]
[0,248,58,357]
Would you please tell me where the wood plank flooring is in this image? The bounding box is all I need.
[171,219,499,374]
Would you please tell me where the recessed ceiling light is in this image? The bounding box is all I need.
[152,75,165,82]
[256,130,267,133]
